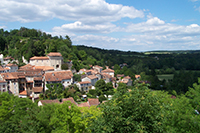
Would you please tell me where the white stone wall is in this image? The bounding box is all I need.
[8,80,19,96]
[48,56,63,70]
[30,60,50,66]
[0,82,7,93]
[62,79,72,88]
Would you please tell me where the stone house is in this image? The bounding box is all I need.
[81,75,98,86]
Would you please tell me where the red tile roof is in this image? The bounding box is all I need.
[19,90,27,95]
[88,98,100,106]
[0,66,4,71]
[4,57,14,60]
[33,66,54,71]
[30,56,49,60]
[62,97,77,105]
[0,80,6,83]
[1,72,19,80]
[135,75,141,79]
[34,77,43,81]
[117,74,124,77]
[33,87,43,92]
[19,64,33,70]
[101,68,114,73]
[124,76,131,79]
[47,52,62,57]
[78,102,90,107]
[79,81,91,84]
[93,65,103,69]
[87,75,98,80]
[6,63,18,67]
[45,70,73,82]
[40,99,60,105]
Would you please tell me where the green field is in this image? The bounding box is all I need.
[157,74,174,81]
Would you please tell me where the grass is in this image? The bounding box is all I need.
[157,74,174,81]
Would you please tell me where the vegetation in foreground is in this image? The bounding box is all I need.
[1,80,200,133]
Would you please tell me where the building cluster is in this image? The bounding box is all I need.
[76,65,133,92]
[0,52,133,103]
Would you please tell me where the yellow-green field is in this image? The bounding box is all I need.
[157,74,174,81]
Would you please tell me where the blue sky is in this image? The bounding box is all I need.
[1,0,200,51]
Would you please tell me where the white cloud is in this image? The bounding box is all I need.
[0,0,144,23]
[0,25,7,29]
[61,17,200,51]
[52,21,119,34]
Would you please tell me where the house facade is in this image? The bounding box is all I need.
[82,75,98,86]
[77,81,92,92]
[29,52,63,70]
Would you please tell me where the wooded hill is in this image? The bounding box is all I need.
[1,27,200,94]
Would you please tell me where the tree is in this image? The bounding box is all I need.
[89,84,170,133]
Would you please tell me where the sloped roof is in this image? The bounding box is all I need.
[93,65,103,69]
[33,66,54,71]
[19,64,33,70]
[30,56,49,60]
[102,73,112,79]
[0,66,4,71]
[33,87,43,92]
[101,68,114,73]
[79,81,91,84]
[34,77,43,81]
[1,72,19,80]
[135,75,141,79]
[87,75,98,80]
[117,74,124,77]
[124,76,131,79]
[62,97,77,105]
[6,63,18,67]
[88,98,100,106]
[78,102,90,107]
[40,99,60,105]
[4,57,14,60]
[45,70,73,82]
[47,52,62,57]
[19,90,27,95]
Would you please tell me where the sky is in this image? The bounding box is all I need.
[1,0,200,52]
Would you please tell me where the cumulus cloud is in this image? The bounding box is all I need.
[61,16,200,51]
[52,21,119,34]
[0,0,144,23]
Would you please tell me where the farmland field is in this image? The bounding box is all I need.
[157,74,174,81]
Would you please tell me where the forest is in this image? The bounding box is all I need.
[1,27,200,132]
[1,81,200,132]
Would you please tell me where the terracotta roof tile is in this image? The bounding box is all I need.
[87,75,98,80]
[93,65,103,69]
[45,70,73,82]
[124,76,131,79]
[4,57,14,60]
[33,87,43,92]
[101,68,114,73]
[47,52,62,57]
[62,97,77,105]
[30,56,49,60]
[19,90,27,95]
[88,98,100,106]
[0,66,4,71]
[6,63,18,67]
[1,72,19,80]
[78,102,90,107]
[79,81,91,84]
[33,66,54,71]
[34,77,43,80]
[135,75,141,79]
[40,99,60,105]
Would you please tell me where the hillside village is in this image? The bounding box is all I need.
[0,52,134,106]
